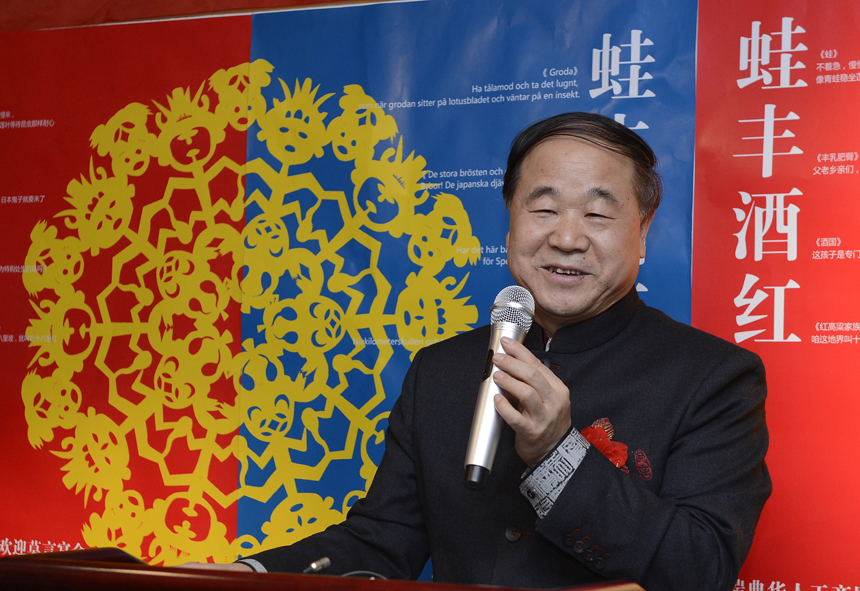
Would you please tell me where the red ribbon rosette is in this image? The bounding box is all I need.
[581,425,629,470]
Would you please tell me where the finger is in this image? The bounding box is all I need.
[493,351,555,404]
[493,392,531,431]
[492,368,545,417]
[497,337,542,364]
[498,338,557,380]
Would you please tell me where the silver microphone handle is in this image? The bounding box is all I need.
[464,320,528,489]
[302,556,331,574]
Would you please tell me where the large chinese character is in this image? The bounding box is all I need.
[613,113,649,130]
[734,187,801,261]
[590,30,656,99]
[735,104,802,178]
[739,17,808,89]
[734,274,801,343]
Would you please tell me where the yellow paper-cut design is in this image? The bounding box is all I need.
[22,60,481,565]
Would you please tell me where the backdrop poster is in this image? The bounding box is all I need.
[238,0,697,557]
[0,17,252,562]
[0,0,699,570]
[694,0,860,587]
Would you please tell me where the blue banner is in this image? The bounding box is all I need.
[237,0,697,556]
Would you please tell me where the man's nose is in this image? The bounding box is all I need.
[547,215,589,252]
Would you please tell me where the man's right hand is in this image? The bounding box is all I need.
[491,336,572,468]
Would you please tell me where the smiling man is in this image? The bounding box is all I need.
[507,137,651,330]
[189,113,771,591]
[484,113,770,589]
[488,116,660,471]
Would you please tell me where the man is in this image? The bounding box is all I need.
[193,112,771,591]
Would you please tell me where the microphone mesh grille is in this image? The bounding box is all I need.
[490,285,534,331]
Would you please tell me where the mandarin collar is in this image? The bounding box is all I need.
[523,289,644,354]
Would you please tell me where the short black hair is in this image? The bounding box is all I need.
[502,112,662,218]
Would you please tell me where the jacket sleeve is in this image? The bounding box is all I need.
[243,350,431,579]
[531,349,771,591]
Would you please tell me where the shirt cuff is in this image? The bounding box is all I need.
[236,558,267,573]
[519,429,591,519]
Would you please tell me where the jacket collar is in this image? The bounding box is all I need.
[523,289,643,354]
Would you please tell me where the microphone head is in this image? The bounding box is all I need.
[490,285,534,331]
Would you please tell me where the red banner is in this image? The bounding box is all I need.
[0,16,251,561]
[695,0,860,587]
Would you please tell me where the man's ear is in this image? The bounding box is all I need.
[639,212,654,259]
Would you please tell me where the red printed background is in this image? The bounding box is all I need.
[695,0,860,587]
[0,17,251,561]
[2,0,859,584]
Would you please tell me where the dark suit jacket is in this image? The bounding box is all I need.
[249,290,772,591]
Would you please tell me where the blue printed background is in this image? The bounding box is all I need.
[239,0,697,557]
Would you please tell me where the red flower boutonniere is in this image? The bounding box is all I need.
[581,418,629,473]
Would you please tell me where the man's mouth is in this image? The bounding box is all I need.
[546,266,584,276]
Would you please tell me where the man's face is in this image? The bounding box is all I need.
[506,137,652,333]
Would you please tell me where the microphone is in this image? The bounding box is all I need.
[464,285,534,490]
[302,556,331,574]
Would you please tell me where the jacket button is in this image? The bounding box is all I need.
[562,534,574,547]
[573,541,585,554]
[584,549,594,561]
[505,527,521,542]
[594,557,606,570]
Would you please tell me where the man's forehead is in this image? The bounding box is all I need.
[528,134,628,159]
[519,140,631,193]
[524,135,634,173]
[522,185,621,207]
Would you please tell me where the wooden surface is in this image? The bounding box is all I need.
[0,550,645,591]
